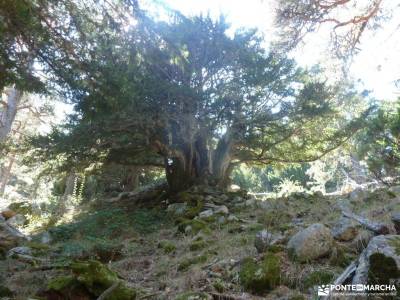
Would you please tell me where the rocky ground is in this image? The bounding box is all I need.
[0,185,400,299]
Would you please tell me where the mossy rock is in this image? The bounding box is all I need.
[239,253,281,294]
[368,253,400,285]
[39,275,91,300]
[175,291,211,300]
[158,240,176,254]
[70,260,136,299]
[178,255,208,272]
[303,270,335,289]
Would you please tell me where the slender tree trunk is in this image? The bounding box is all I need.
[57,173,76,215]
[0,87,23,143]
[0,153,16,196]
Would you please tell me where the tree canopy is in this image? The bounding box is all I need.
[1,0,368,192]
[273,0,395,59]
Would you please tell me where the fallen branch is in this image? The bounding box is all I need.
[327,260,358,299]
[333,260,357,286]
[342,210,390,235]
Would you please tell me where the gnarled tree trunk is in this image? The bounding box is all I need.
[164,131,234,193]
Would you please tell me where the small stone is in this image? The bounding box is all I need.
[348,188,367,203]
[254,230,283,253]
[331,217,359,241]
[40,231,52,244]
[184,225,193,235]
[245,198,256,207]
[287,223,334,262]
[199,209,214,219]
[214,205,229,215]
[166,203,188,216]
[217,216,226,224]
[227,215,239,222]
[255,231,274,252]
[228,184,241,192]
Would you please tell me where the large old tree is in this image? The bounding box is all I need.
[1,1,367,192]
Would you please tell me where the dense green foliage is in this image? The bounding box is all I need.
[0,1,369,192]
[356,100,400,183]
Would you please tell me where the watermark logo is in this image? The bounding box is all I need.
[317,285,331,296]
[317,284,397,297]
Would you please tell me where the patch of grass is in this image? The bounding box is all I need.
[189,240,208,251]
[158,240,177,254]
[177,254,208,272]
[329,244,355,267]
[303,270,335,289]
[50,208,169,242]
[213,279,225,293]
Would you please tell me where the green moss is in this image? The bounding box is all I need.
[368,253,400,285]
[70,260,136,299]
[189,240,208,251]
[268,244,285,253]
[182,197,204,219]
[239,253,281,294]
[303,270,335,289]
[178,255,208,272]
[175,291,210,300]
[47,276,77,291]
[158,240,177,254]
